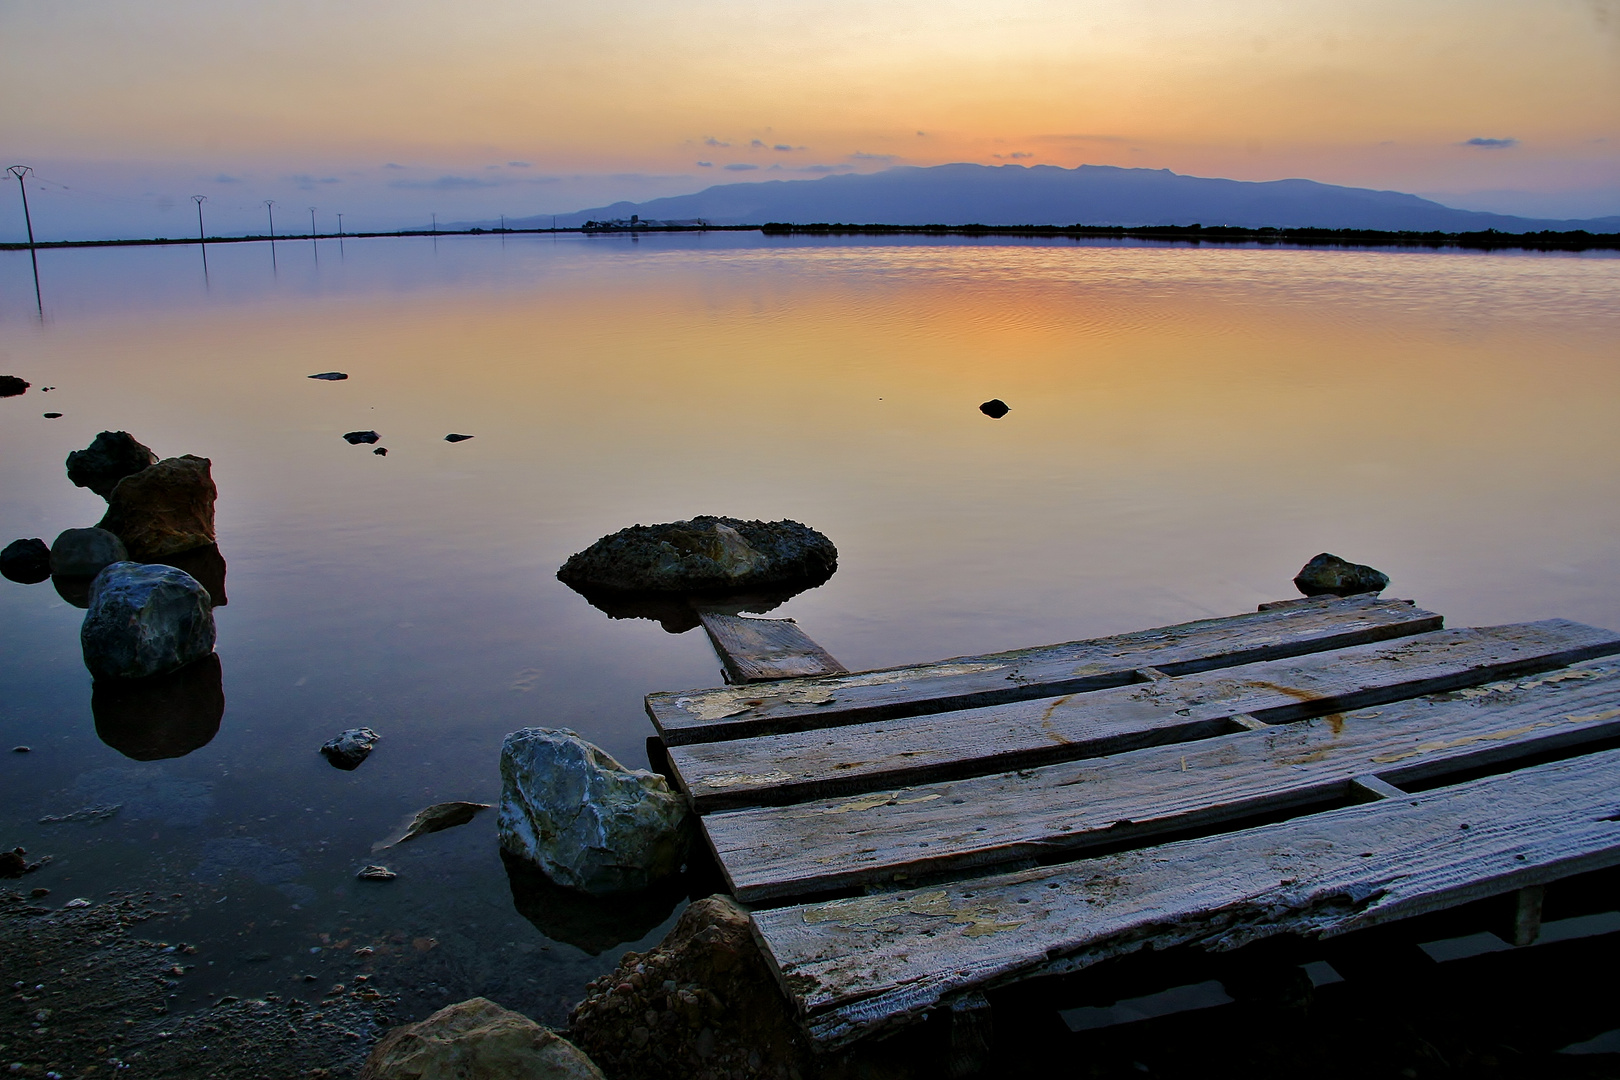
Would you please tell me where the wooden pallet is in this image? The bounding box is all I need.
[648,596,1620,1050]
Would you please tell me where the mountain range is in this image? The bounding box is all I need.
[469,164,1620,234]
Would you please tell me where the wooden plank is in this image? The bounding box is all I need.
[751,747,1620,1047]
[672,620,1620,811]
[708,658,1620,901]
[698,612,847,683]
[647,594,1442,745]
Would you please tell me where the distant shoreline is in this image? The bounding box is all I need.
[3,222,1617,252]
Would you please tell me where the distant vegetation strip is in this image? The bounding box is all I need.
[4,222,1618,252]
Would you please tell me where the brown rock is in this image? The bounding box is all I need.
[568,895,812,1080]
[98,455,217,560]
[360,997,604,1080]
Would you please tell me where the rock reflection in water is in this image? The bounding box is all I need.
[50,544,227,610]
[52,574,94,609]
[567,584,821,634]
[92,653,225,760]
[501,848,685,955]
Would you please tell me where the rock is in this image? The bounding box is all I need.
[80,562,216,680]
[374,447,388,456]
[498,728,690,895]
[1293,553,1391,598]
[558,516,837,597]
[568,895,812,1080]
[376,801,492,848]
[320,727,381,770]
[49,528,128,578]
[0,375,28,397]
[11,746,29,753]
[360,997,604,1080]
[308,372,349,380]
[344,430,381,445]
[979,398,1010,418]
[97,455,217,560]
[444,433,474,443]
[42,412,62,419]
[65,431,159,498]
[356,865,397,881]
[1,538,52,584]
[92,654,225,760]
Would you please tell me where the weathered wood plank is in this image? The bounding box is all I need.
[699,612,847,683]
[648,594,1442,745]
[673,620,1620,811]
[751,747,1620,1047]
[707,659,1620,900]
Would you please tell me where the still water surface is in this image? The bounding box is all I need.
[2,233,1619,1023]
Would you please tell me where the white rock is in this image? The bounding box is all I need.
[497,728,689,895]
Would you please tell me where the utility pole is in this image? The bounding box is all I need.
[192,195,208,243]
[265,200,277,239]
[431,212,437,234]
[309,206,318,239]
[500,214,505,232]
[8,165,42,315]
[336,212,343,236]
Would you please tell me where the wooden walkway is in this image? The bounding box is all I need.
[645,595,1620,1049]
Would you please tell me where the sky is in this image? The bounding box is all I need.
[1,0,1618,239]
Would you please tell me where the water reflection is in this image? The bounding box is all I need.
[501,848,685,955]
[569,583,822,634]
[48,545,227,609]
[52,574,93,608]
[92,652,225,760]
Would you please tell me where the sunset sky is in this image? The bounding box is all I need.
[2,0,1617,238]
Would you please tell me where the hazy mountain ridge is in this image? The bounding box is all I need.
[464,164,1620,233]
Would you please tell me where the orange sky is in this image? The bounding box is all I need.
[2,0,1617,235]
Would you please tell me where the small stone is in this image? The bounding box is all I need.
[1,538,51,584]
[1293,553,1391,598]
[43,412,62,419]
[319,727,381,770]
[356,865,397,882]
[444,433,474,443]
[97,455,217,560]
[11,746,29,753]
[358,997,605,1080]
[66,431,159,498]
[308,372,349,381]
[49,528,128,579]
[65,897,91,908]
[29,888,48,898]
[343,430,380,445]
[0,375,28,397]
[81,562,216,679]
[373,447,387,456]
[979,398,1010,418]
[379,801,490,847]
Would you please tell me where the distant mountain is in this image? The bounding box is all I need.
[475,164,1620,234]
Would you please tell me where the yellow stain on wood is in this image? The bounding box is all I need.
[675,685,835,720]
[833,662,1005,689]
[1458,668,1599,699]
[704,771,795,788]
[1370,709,1620,764]
[1040,694,1075,744]
[799,889,1028,938]
[820,791,943,815]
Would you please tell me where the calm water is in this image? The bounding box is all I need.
[3,233,1620,1024]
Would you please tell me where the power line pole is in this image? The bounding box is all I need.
[431,212,437,234]
[192,195,207,243]
[336,212,343,236]
[264,200,277,239]
[309,206,318,240]
[8,165,42,315]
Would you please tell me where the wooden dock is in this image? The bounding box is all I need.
[646,594,1620,1050]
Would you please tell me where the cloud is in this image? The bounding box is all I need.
[800,164,851,173]
[723,163,759,171]
[849,152,898,164]
[212,174,242,183]
[383,162,406,170]
[388,175,500,190]
[289,174,342,189]
[772,144,800,152]
[994,152,1035,159]
[1463,137,1519,149]
[750,139,767,148]
[1030,133,1130,144]
[508,161,531,167]
[704,137,730,147]
[696,161,714,167]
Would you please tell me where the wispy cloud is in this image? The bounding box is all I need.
[696,161,714,167]
[801,164,852,173]
[212,174,243,184]
[849,152,898,164]
[388,175,500,190]
[1462,137,1519,149]
[723,163,759,171]
[383,162,407,170]
[1029,133,1131,144]
[289,174,342,189]
[993,152,1034,160]
[508,161,531,167]
[704,137,730,147]
[750,139,767,148]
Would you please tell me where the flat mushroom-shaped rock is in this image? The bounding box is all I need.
[557,516,836,597]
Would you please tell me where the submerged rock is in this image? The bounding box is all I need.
[568,895,812,1080]
[98,455,217,560]
[66,430,159,498]
[49,527,129,579]
[92,653,224,760]
[81,562,216,680]
[1,538,52,584]
[558,516,836,597]
[320,727,381,770]
[0,375,28,397]
[356,865,397,881]
[42,412,61,419]
[308,371,349,381]
[374,801,490,849]
[498,728,690,895]
[444,433,474,443]
[344,430,381,445]
[360,997,604,1080]
[979,397,1010,418]
[1293,553,1390,598]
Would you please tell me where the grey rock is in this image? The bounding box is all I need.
[0,375,28,397]
[65,431,159,498]
[343,430,381,445]
[497,728,689,895]
[557,516,837,596]
[359,997,605,1080]
[356,865,397,881]
[375,801,490,848]
[1293,553,1391,597]
[1,538,52,584]
[49,528,128,579]
[320,727,381,770]
[80,562,216,679]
